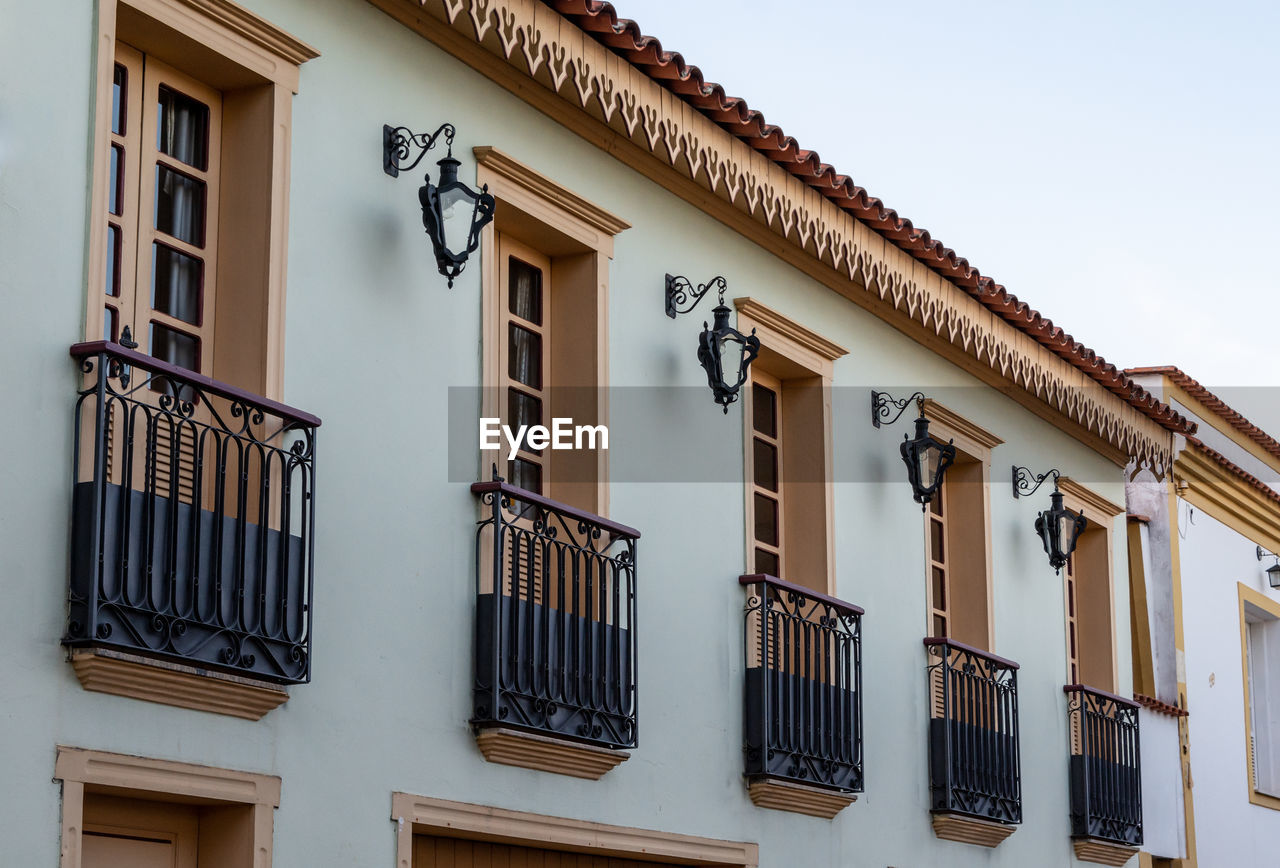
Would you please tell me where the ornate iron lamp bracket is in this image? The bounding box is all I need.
[1012,465,1061,499]
[665,273,728,318]
[383,122,455,177]
[871,390,926,428]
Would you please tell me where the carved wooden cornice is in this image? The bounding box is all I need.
[368,0,1175,473]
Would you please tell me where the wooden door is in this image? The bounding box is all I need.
[83,795,198,868]
[83,834,176,868]
[414,835,680,867]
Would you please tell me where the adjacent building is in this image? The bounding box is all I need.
[1,0,1263,866]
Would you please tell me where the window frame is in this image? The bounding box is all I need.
[86,0,317,401]
[476,146,629,517]
[1056,477,1124,692]
[736,298,847,597]
[918,402,1002,650]
[1239,582,1280,811]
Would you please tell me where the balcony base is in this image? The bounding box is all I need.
[70,648,289,720]
[746,778,856,819]
[1072,838,1138,866]
[474,727,630,780]
[931,812,1017,848]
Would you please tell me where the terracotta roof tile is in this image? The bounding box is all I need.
[546,0,1193,437]
[1127,366,1280,465]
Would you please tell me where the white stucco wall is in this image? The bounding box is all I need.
[0,1,1140,865]
[1179,504,1280,865]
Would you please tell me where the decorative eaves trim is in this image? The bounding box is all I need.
[1057,477,1125,519]
[128,0,320,65]
[474,145,631,236]
[733,297,848,362]
[1175,438,1280,553]
[923,400,1004,451]
[391,793,759,866]
[368,0,1179,474]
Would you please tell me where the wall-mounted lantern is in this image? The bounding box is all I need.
[383,123,495,288]
[1257,547,1280,589]
[1013,466,1088,573]
[666,274,760,413]
[872,391,956,509]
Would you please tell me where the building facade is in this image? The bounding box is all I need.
[1126,368,1280,867]
[0,0,1219,865]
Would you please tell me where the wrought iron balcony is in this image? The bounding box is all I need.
[924,638,1022,824]
[64,341,319,684]
[741,575,864,793]
[1065,684,1143,846]
[471,478,639,750]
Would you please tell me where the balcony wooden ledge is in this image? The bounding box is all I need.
[1072,838,1139,866]
[930,812,1017,848]
[474,727,630,780]
[70,648,289,720]
[746,777,856,819]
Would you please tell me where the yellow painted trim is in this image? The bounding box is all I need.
[1174,445,1280,553]
[1238,583,1280,812]
[390,793,759,867]
[1166,381,1280,477]
[1167,485,1198,867]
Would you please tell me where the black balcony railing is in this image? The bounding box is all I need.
[1065,684,1143,846]
[471,478,639,750]
[64,342,319,684]
[741,574,863,793]
[925,638,1022,824]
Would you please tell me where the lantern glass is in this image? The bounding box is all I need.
[437,183,474,260]
[899,415,956,507]
[696,303,759,411]
[1268,563,1280,589]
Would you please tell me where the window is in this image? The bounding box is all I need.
[1241,583,1280,807]
[55,747,279,868]
[921,404,1002,649]
[88,0,317,399]
[476,147,629,516]
[1056,479,1123,690]
[737,299,847,595]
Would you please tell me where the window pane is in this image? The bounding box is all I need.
[106,224,120,297]
[931,566,947,612]
[154,165,206,246]
[112,64,126,135]
[150,322,199,373]
[103,306,117,342]
[752,383,777,438]
[510,457,542,495]
[929,517,944,564]
[754,493,779,547]
[932,613,947,638]
[755,548,780,577]
[508,389,542,454]
[109,145,123,215]
[508,257,543,325]
[929,486,943,516]
[753,438,778,492]
[508,323,542,389]
[151,243,202,325]
[156,85,209,170]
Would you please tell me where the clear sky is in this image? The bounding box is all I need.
[618,0,1279,419]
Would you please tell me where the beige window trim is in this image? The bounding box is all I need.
[735,298,847,597]
[87,0,318,401]
[391,793,758,867]
[921,402,1001,650]
[55,746,280,868]
[476,146,629,516]
[1058,478,1123,692]
[1239,583,1280,812]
